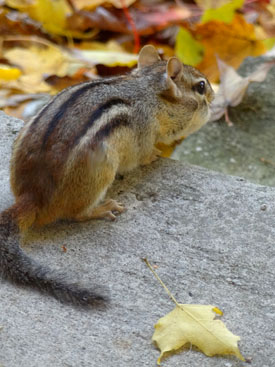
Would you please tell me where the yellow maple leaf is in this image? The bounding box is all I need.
[194,14,266,81]
[153,304,244,365]
[144,259,244,365]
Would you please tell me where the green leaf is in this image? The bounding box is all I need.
[263,37,275,50]
[201,0,244,23]
[175,28,204,66]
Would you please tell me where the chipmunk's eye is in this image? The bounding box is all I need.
[195,80,205,95]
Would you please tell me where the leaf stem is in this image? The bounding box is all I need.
[142,258,180,307]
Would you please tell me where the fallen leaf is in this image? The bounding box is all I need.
[4,101,30,120]
[2,43,84,93]
[0,7,46,37]
[5,0,94,38]
[3,93,50,120]
[72,49,137,68]
[6,0,72,35]
[61,245,67,252]
[66,7,128,34]
[153,304,244,365]
[144,258,245,365]
[71,41,138,67]
[193,14,266,81]
[175,27,204,66]
[200,0,244,23]
[0,90,25,108]
[45,72,90,92]
[210,57,275,122]
[0,89,11,108]
[67,3,192,36]
[195,0,231,9]
[71,0,136,10]
[135,3,192,35]
[259,0,275,37]
[0,64,21,80]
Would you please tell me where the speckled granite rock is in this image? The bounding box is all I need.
[0,111,275,367]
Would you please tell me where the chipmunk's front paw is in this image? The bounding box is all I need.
[141,148,161,166]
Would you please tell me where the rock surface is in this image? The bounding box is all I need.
[173,56,275,187]
[0,111,275,367]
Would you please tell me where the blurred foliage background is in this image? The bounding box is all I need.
[0,0,274,120]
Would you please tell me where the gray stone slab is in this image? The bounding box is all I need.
[0,111,274,367]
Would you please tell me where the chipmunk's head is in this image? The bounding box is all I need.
[136,45,214,144]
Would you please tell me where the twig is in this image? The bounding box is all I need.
[120,0,140,54]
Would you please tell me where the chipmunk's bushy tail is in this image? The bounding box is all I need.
[0,202,107,308]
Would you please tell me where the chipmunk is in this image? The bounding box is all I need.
[0,45,214,307]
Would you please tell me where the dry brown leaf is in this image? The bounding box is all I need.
[67,3,191,36]
[210,57,275,122]
[259,0,275,37]
[66,7,129,34]
[0,7,46,37]
[194,14,266,81]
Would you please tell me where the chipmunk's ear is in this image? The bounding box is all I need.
[167,57,183,81]
[138,45,161,69]
[164,57,183,98]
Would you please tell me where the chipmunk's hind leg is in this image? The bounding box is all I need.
[73,144,126,222]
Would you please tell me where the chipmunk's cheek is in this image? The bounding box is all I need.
[200,102,211,122]
[184,97,198,112]
[200,98,209,112]
[207,90,215,103]
[191,100,209,128]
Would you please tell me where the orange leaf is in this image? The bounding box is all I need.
[194,14,266,81]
